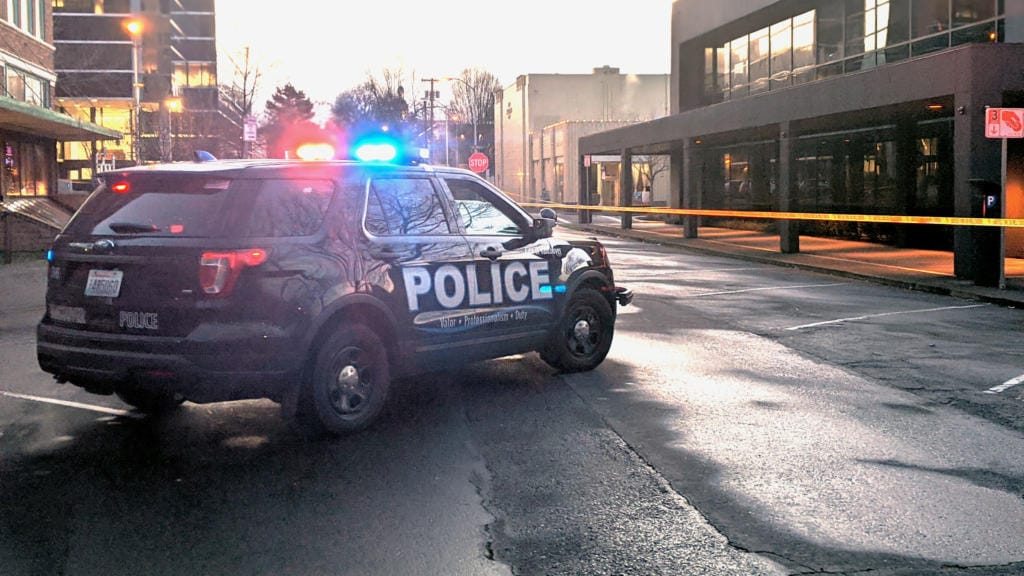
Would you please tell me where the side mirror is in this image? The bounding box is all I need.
[533,208,557,238]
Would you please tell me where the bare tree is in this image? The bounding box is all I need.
[446,68,500,134]
[222,46,264,157]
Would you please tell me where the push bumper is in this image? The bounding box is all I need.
[615,286,633,306]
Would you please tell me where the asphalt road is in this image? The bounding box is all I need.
[2,229,1023,575]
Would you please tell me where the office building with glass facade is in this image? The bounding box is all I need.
[53,0,239,186]
[579,0,1024,285]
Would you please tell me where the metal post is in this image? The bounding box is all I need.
[132,37,141,163]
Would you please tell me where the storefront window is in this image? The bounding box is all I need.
[4,140,51,197]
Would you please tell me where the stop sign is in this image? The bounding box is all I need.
[467,152,489,174]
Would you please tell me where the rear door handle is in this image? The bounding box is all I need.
[479,247,502,261]
[370,245,411,261]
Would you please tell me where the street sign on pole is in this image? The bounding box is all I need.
[243,116,258,142]
[468,152,489,174]
[985,108,1024,139]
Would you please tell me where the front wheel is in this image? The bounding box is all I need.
[541,288,614,373]
[299,324,391,435]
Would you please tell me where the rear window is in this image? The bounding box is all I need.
[64,175,335,238]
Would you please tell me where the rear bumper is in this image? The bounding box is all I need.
[36,323,303,402]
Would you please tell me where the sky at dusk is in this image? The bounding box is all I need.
[215,0,673,117]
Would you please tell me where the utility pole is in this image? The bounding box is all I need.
[423,78,439,163]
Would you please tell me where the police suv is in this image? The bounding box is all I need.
[36,151,632,435]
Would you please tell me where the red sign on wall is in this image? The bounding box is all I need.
[986,108,1024,139]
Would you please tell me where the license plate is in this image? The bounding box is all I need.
[49,304,86,324]
[85,269,123,298]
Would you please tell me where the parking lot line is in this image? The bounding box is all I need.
[785,304,989,331]
[692,282,846,298]
[984,374,1024,395]
[0,390,133,417]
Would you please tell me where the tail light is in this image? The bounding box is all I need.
[199,249,267,297]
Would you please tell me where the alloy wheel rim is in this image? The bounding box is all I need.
[328,348,371,415]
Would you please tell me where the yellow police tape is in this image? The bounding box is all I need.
[518,202,1024,228]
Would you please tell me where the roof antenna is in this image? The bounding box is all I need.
[193,150,217,162]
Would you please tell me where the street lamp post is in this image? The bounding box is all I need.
[164,97,182,162]
[124,19,144,164]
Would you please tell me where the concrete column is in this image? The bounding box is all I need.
[620,148,633,230]
[682,140,700,238]
[778,122,799,253]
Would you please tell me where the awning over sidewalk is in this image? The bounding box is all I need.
[0,197,74,229]
[0,96,120,141]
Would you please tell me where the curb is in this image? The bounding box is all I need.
[565,224,1023,309]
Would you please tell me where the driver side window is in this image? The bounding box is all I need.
[444,178,521,236]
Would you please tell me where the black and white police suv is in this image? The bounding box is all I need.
[36,150,632,434]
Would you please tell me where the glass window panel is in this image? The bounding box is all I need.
[885,0,912,44]
[730,35,748,97]
[717,42,730,101]
[818,1,845,62]
[951,20,997,44]
[912,33,950,54]
[793,10,816,72]
[749,27,770,94]
[816,61,845,80]
[704,47,716,102]
[881,42,911,63]
[770,19,793,89]
[6,68,24,101]
[953,0,996,27]
[912,0,950,36]
[846,10,868,56]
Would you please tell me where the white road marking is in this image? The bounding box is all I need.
[786,304,989,331]
[692,282,846,297]
[0,390,134,417]
[985,374,1024,395]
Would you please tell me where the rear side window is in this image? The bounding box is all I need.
[64,176,335,238]
[66,176,233,237]
[364,177,451,236]
[240,179,334,237]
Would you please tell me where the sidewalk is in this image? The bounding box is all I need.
[568,219,1024,308]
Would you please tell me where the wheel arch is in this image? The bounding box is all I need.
[564,269,617,313]
[305,295,400,374]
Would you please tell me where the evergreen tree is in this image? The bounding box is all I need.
[262,83,317,158]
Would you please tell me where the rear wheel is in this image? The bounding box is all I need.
[541,288,614,372]
[299,324,390,435]
[115,385,184,414]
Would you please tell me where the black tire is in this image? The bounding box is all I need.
[115,385,184,414]
[300,324,390,435]
[541,288,615,373]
